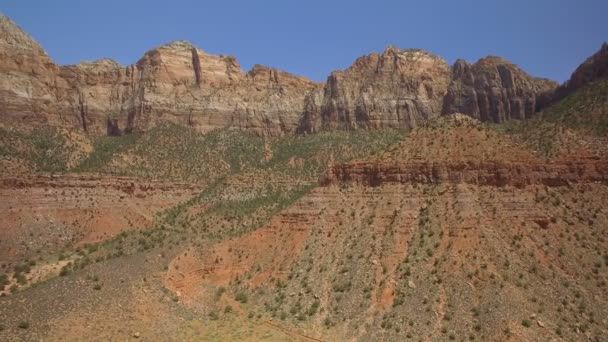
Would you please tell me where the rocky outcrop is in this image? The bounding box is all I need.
[0,13,65,126]
[106,117,123,136]
[299,47,451,133]
[0,15,318,135]
[3,13,600,136]
[58,59,136,132]
[442,57,558,122]
[59,41,319,135]
[0,14,137,132]
[299,48,559,133]
[323,159,608,188]
[553,42,608,101]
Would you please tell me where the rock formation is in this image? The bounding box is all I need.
[553,42,608,100]
[0,14,318,135]
[323,159,608,188]
[58,58,136,133]
[0,13,64,126]
[124,41,319,135]
[2,13,604,136]
[442,57,558,122]
[299,47,452,133]
[323,114,608,187]
[299,48,560,133]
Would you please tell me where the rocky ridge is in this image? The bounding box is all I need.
[2,13,605,136]
[324,159,608,188]
[0,14,318,135]
[553,42,608,100]
[441,56,557,122]
[0,13,64,125]
[299,47,452,132]
[323,114,608,187]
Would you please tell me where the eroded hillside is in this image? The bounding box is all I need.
[152,116,608,341]
[0,109,607,341]
[0,11,607,342]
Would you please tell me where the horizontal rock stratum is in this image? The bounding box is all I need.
[323,159,608,188]
[322,114,608,187]
[0,13,604,135]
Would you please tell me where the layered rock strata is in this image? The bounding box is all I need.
[0,14,318,135]
[299,47,452,132]
[323,159,608,188]
[6,14,606,136]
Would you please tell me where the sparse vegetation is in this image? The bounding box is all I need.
[1,90,607,341]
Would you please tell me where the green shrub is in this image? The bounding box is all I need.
[235,292,248,303]
[0,273,9,286]
[59,264,71,277]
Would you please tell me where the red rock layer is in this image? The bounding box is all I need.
[323,159,608,188]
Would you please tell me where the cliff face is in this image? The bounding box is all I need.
[3,13,603,136]
[0,13,65,126]
[0,15,318,135]
[58,59,136,133]
[59,41,319,135]
[299,49,559,133]
[90,42,316,135]
[299,47,452,133]
[442,57,558,122]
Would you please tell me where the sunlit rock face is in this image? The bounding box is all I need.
[299,47,452,133]
[442,56,558,122]
[0,15,318,136]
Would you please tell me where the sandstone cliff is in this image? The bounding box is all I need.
[122,41,319,135]
[299,48,559,133]
[60,41,320,135]
[299,47,452,133]
[442,57,558,122]
[0,15,318,135]
[58,59,136,133]
[0,13,65,126]
[2,13,602,136]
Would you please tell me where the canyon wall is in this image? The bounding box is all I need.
[299,48,559,133]
[441,57,557,122]
[4,14,606,136]
[0,14,318,135]
[298,47,451,132]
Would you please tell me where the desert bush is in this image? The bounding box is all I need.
[235,292,248,303]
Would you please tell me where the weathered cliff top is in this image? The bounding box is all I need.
[0,11,49,55]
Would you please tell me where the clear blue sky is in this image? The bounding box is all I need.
[2,0,606,82]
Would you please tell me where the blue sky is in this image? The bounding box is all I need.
[2,0,606,82]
